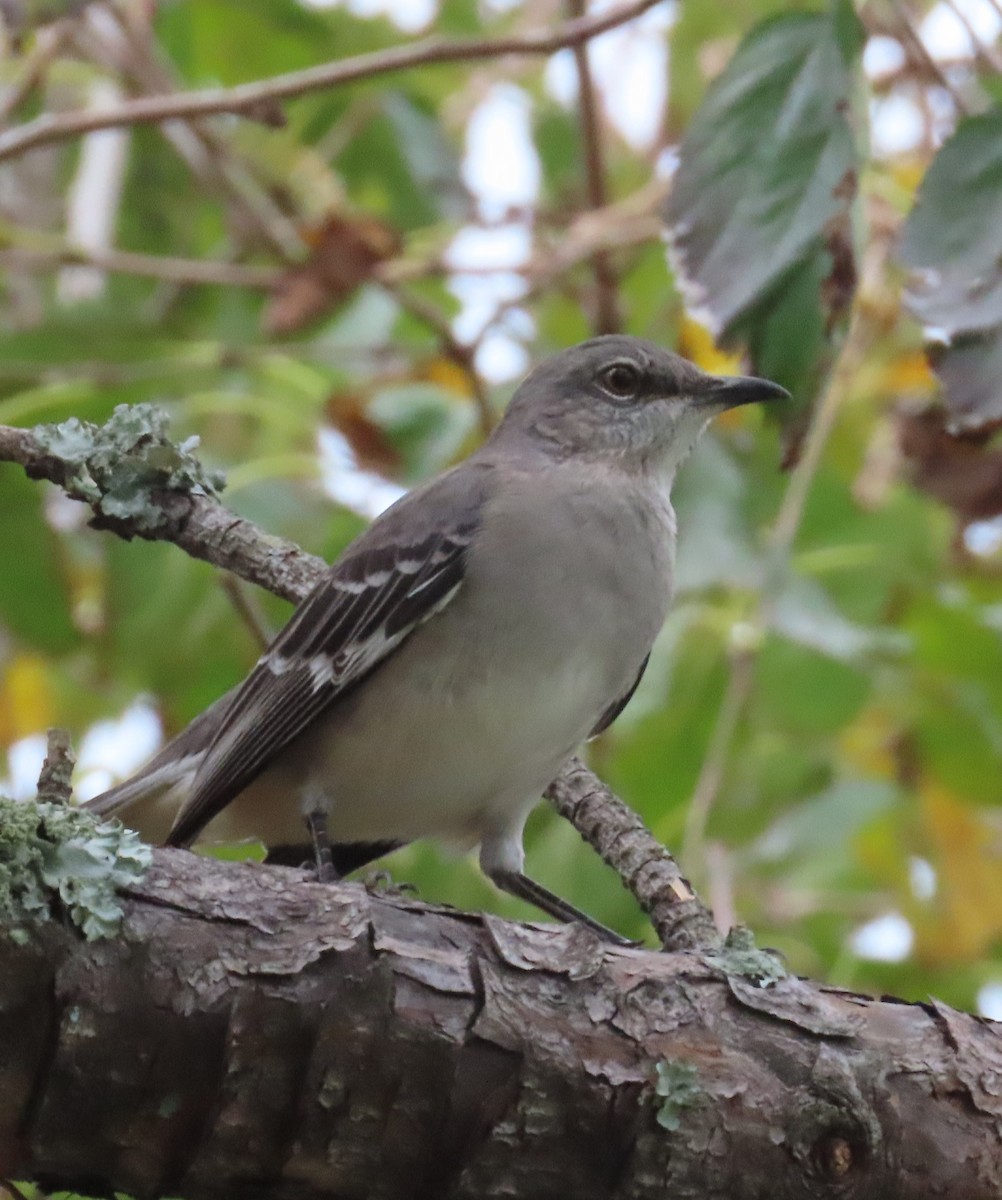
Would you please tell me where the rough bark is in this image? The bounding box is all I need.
[1,850,1001,1200]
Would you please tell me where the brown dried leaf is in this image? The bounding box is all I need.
[898,407,1002,523]
[263,213,402,336]
[325,390,402,478]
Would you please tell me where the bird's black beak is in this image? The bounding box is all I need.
[699,373,790,410]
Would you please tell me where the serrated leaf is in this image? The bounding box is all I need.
[900,108,1002,426]
[665,4,864,410]
[901,109,1002,338]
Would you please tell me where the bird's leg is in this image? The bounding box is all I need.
[487,867,635,947]
[306,810,339,883]
[481,826,634,946]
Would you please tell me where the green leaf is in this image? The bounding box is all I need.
[901,108,1002,339]
[0,473,79,654]
[900,108,1002,425]
[665,4,865,404]
[381,93,468,222]
[757,636,870,735]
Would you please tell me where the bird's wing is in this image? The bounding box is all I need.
[85,688,236,819]
[167,463,494,847]
[587,653,650,740]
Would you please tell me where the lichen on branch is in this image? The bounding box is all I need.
[32,403,225,535]
[0,796,151,942]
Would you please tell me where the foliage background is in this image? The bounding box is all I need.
[2,0,1002,1016]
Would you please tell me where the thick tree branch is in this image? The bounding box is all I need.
[1,849,1000,1199]
[0,1,662,162]
[0,414,711,948]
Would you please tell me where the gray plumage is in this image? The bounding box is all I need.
[89,335,786,942]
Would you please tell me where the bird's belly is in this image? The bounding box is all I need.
[310,648,610,843]
[200,636,627,852]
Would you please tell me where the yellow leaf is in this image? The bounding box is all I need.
[877,351,936,396]
[914,783,1002,964]
[419,356,473,398]
[677,316,743,376]
[0,653,53,743]
[838,705,897,779]
[890,157,927,197]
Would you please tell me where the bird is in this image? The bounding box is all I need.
[87,335,787,944]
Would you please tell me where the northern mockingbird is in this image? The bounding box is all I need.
[89,335,787,943]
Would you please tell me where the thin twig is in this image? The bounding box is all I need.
[889,0,971,113]
[0,1180,35,1200]
[0,0,661,162]
[0,20,74,125]
[473,181,666,340]
[566,0,620,335]
[940,0,1002,73]
[78,4,302,262]
[682,649,756,865]
[682,302,875,876]
[221,576,272,651]
[36,728,76,806]
[546,757,720,950]
[0,245,280,288]
[390,286,495,435]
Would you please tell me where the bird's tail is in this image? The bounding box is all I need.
[85,688,235,845]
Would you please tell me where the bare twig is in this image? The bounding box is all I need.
[546,757,720,950]
[0,423,326,604]
[0,1179,35,1200]
[0,0,661,162]
[940,0,1002,73]
[566,0,620,335]
[36,728,76,806]
[389,285,495,435]
[682,302,876,875]
[473,180,666,340]
[889,0,971,113]
[682,648,756,865]
[0,406,715,950]
[0,245,280,288]
[74,4,302,261]
[0,20,74,125]
[220,576,272,651]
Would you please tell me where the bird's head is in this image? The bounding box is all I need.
[498,335,789,482]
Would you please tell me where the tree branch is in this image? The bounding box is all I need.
[1,847,1000,1200]
[0,411,711,949]
[0,1,662,163]
[0,245,281,289]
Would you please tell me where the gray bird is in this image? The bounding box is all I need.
[88,335,787,943]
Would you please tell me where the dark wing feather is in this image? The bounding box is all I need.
[167,464,493,847]
[588,654,650,740]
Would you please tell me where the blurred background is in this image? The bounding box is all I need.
[2,0,1002,1013]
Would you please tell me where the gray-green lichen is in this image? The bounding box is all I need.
[0,795,152,941]
[33,402,225,533]
[654,1060,703,1132]
[707,924,787,987]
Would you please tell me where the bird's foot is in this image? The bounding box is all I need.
[363,870,419,898]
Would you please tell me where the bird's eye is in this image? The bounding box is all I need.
[599,362,641,399]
